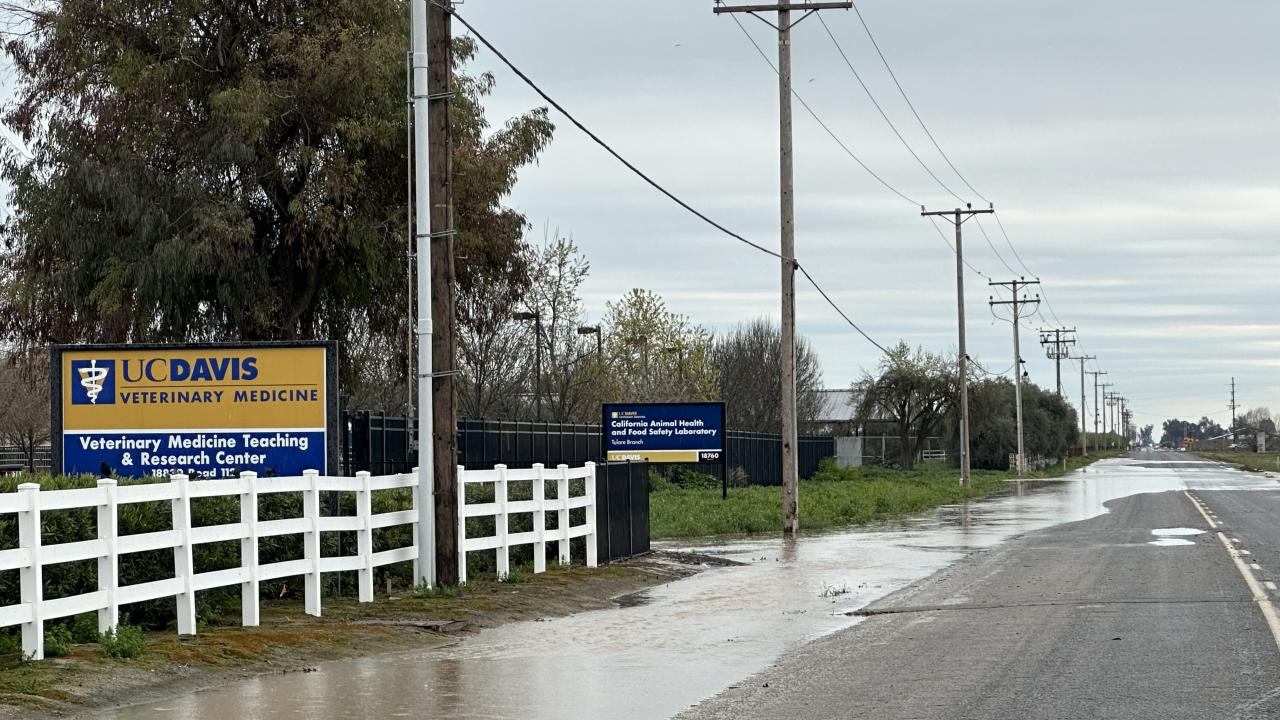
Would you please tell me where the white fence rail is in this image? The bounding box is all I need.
[0,470,422,660]
[457,462,596,584]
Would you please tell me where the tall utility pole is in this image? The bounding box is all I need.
[410,0,435,587]
[1076,355,1095,456]
[922,205,993,488]
[1101,386,1115,447]
[714,0,851,534]
[1038,328,1076,397]
[1086,370,1107,447]
[428,0,459,587]
[1230,377,1238,431]
[989,278,1041,474]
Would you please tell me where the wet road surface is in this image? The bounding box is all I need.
[682,450,1280,720]
[101,451,1276,719]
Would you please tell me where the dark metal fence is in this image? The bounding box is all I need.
[597,461,650,562]
[343,412,835,485]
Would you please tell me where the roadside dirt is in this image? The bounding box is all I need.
[0,554,708,718]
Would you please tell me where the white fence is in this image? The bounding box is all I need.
[457,462,596,584]
[0,470,422,660]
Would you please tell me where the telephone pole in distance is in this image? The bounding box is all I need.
[922,204,994,488]
[1086,369,1107,448]
[989,278,1041,474]
[1039,328,1076,397]
[1075,355,1095,456]
[714,0,852,534]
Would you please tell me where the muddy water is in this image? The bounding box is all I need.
[103,455,1274,720]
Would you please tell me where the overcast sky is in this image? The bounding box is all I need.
[3,1,1277,431]
[456,0,1280,430]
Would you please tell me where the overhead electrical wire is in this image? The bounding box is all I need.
[444,5,784,262]
[446,5,892,357]
[849,1,989,204]
[838,5,1089,356]
[816,12,964,203]
[728,13,920,207]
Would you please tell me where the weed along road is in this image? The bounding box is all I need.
[682,450,1280,720]
[81,451,1278,720]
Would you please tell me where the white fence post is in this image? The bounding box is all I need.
[357,471,374,603]
[303,469,321,617]
[585,462,598,568]
[456,465,467,585]
[96,478,119,634]
[171,474,197,636]
[18,483,43,660]
[557,464,571,566]
[532,463,546,574]
[240,472,260,627]
[495,465,509,579]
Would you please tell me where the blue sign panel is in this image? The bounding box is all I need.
[602,402,725,463]
[62,430,327,479]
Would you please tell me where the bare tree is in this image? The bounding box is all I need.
[0,351,50,471]
[711,317,824,433]
[522,231,600,423]
[457,261,530,419]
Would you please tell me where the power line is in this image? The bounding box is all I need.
[816,12,964,203]
[849,1,989,204]
[796,263,890,355]
[446,5,785,262]
[449,6,893,359]
[728,12,920,206]
[973,216,1018,276]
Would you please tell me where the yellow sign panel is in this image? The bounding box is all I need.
[61,346,327,430]
[56,344,333,478]
[606,450,701,463]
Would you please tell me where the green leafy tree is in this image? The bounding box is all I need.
[854,342,956,470]
[0,2,552,401]
[952,376,1077,470]
[602,289,716,404]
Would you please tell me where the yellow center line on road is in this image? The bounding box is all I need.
[1183,490,1280,654]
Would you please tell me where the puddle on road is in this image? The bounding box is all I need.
[1148,527,1205,546]
[103,456,1276,720]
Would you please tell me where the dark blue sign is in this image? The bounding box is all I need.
[62,430,327,479]
[602,403,725,463]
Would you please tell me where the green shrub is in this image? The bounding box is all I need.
[43,624,73,658]
[70,614,99,644]
[99,623,146,659]
[0,629,21,658]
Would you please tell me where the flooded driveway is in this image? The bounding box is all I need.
[102,455,1275,720]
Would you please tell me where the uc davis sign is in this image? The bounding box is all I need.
[53,342,338,478]
[602,402,725,463]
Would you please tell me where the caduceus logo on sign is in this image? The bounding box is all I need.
[77,360,110,404]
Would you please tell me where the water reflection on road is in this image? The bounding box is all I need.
[103,455,1274,720]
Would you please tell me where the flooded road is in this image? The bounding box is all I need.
[103,454,1275,720]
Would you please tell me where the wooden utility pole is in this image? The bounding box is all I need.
[1076,355,1095,456]
[428,0,459,586]
[1230,377,1238,431]
[922,205,993,488]
[714,0,851,534]
[1038,328,1075,397]
[1101,385,1115,447]
[1086,370,1107,446]
[989,278,1040,474]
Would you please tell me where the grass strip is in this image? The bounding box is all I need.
[1195,450,1280,473]
[651,451,1119,540]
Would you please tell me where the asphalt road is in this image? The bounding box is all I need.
[681,451,1280,720]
